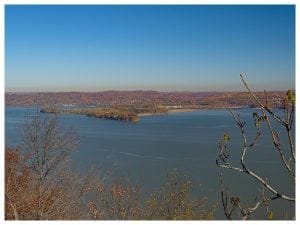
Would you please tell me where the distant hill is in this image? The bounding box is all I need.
[5,90,287,109]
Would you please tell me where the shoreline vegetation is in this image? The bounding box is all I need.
[6,90,287,108]
[40,107,141,122]
[39,105,250,122]
[40,106,172,122]
[7,90,289,123]
[40,106,210,122]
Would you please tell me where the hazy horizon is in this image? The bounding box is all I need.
[5,87,291,94]
[4,78,295,93]
[5,5,295,92]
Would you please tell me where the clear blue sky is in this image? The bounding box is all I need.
[5,5,295,92]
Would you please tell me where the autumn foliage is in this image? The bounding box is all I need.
[5,109,215,220]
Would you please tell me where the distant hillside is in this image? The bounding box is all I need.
[5,90,287,109]
[198,91,286,108]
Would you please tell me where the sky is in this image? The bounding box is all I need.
[5,5,295,92]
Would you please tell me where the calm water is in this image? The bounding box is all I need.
[5,106,295,219]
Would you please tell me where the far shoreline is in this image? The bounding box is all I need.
[137,106,251,117]
[138,108,198,117]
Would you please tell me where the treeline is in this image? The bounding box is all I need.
[5,112,216,220]
[5,148,216,220]
[40,105,171,122]
[5,90,288,109]
[5,91,208,106]
[40,107,140,122]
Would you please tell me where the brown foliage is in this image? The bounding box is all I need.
[5,149,33,219]
[88,174,143,219]
[145,169,216,220]
[87,169,216,220]
[5,149,83,220]
[5,111,81,220]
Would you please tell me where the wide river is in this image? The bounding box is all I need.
[5,106,295,219]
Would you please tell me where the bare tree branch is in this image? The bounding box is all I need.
[217,75,295,219]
